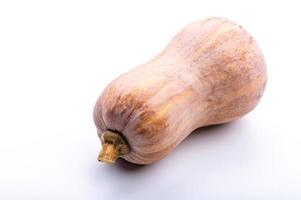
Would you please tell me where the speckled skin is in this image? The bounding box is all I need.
[93,17,267,164]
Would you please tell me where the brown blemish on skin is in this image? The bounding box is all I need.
[104,90,149,131]
[132,87,193,142]
[133,108,168,144]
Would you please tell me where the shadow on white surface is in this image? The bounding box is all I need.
[89,118,258,199]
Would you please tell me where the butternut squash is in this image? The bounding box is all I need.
[93,17,267,165]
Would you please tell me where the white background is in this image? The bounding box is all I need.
[0,0,301,199]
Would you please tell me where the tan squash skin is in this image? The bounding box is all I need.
[93,17,267,165]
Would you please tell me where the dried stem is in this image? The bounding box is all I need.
[98,130,130,164]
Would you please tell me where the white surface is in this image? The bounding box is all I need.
[1,0,301,199]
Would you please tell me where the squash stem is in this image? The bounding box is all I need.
[98,143,118,163]
[98,130,130,164]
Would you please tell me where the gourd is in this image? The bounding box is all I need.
[93,17,267,165]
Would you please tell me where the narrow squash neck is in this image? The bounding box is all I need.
[98,130,130,164]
